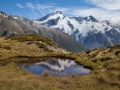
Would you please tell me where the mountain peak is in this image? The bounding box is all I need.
[37,11,64,22]
[84,15,97,22]
[55,11,63,14]
[0,11,8,17]
[51,11,63,15]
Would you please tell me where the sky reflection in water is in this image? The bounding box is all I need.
[17,58,91,76]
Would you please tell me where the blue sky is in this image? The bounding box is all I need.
[0,0,120,24]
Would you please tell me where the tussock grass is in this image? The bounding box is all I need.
[9,34,57,47]
[77,45,120,89]
[0,35,68,61]
[0,36,120,90]
[0,62,119,90]
[0,44,11,50]
[43,71,50,77]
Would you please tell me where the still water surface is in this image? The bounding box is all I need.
[17,58,90,76]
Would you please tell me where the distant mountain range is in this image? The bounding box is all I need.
[35,11,120,49]
[0,11,85,52]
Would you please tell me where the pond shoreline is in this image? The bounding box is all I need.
[0,54,74,63]
[0,54,94,70]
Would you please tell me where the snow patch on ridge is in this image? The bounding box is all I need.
[40,13,64,24]
[34,11,120,40]
[0,12,8,18]
[13,16,18,19]
[46,17,112,37]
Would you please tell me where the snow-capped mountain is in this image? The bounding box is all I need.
[35,11,120,49]
[0,11,8,18]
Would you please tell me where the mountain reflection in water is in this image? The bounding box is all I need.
[17,58,90,76]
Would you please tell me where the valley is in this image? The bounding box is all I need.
[0,11,120,90]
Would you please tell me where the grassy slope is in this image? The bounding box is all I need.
[0,63,118,90]
[0,35,68,61]
[0,35,120,90]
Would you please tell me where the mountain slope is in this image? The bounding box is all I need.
[33,25,85,52]
[0,11,85,52]
[35,11,120,49]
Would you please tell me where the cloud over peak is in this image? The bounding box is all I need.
[16,3,24,8]
[86,0,120,10]
[15,1,120,24]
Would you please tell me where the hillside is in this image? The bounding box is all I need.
[74,45,120,88]
[0,44,119,90]
[0,34,68,61]
[35,26,85,52]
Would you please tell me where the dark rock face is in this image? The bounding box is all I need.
[78,32,111,49]
[77,29,120,49]
[2,30,8,36]
[38,14,50,21]
[105,29,120,45]
[42,17,60,26]
[87,15,98,22]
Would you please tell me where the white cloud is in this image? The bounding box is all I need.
[109,18,120,26]
[48,7,69,14]
[26,3,55,16]
[26,3,55,11]
[71,7,120,20]
[26,3,39,19]
[36,4,54,10]
[27,3,35,10]
[25,2,120,24]
[84,0,120,25]
[86,0,120,10]
[16,3,24,8]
